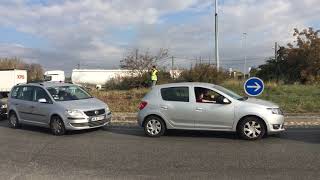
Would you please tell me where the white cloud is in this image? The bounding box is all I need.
[0,0,319,73]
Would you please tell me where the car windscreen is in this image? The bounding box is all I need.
[214,85,244,100]
[47,85,93,101]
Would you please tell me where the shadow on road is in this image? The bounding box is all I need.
[271,128,320,144]
[106,126,320,144]
[0,118,102,136]
[105,127,239,140]
[1,117,319,144]
[166,129,239,139]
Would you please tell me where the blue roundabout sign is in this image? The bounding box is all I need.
[244,77,264,96]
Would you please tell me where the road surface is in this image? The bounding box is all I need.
[0,119,319,180]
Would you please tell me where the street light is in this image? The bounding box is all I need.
[243,32,247,79]
[215,0,219,72]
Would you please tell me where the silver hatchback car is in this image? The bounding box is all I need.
[7,82,111,135]
[138,82,285,140]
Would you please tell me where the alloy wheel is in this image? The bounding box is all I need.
[9,114,17,127]
[146,119,162,136]
[51,118,64,135]
[243,120,262,139]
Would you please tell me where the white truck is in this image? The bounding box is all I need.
[71,69,132,89]
[0,69,27,117]
[44,70,65,82]
[0,69,27,93]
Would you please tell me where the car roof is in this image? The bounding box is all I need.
[17,82,74,88]
[155,82,217,89]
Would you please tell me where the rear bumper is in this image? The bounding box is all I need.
[137,110,147,127]
[64,113,112,130]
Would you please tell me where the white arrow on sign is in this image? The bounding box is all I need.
[247,82,261,92]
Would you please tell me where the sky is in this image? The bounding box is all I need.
[0,0,319,74]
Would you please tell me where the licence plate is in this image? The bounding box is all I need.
[91,116,105,121]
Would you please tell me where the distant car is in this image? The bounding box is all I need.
[138,82,285,140]
[0,94,7,118]
[7,82,111,135]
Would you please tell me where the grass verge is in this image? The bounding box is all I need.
[91,81,320,113]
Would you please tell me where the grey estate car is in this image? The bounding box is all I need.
[138,82,285,140]
[7,82,111,135]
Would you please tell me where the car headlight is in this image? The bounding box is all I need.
[267,108,283,115]
[1,104,7,109]
[66,110,84,117]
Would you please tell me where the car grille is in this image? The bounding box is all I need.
[70,119,109,128]
[88,119,108,127]
[84,109,105,116]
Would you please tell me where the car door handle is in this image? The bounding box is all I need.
[30,106,35,109]
[161,106,168,110]
[195,107,203,111]
[14,103,19,106]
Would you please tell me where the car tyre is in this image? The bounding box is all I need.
[144,116,166,137]
[238,117,266,140]
[8,112,21,129]
[50,116,66,136]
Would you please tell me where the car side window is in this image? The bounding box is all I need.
[161,87,189,102]
[16,86,34,101]
[11,87,20,99]
[34,87,52,103]
[194,87,225,104]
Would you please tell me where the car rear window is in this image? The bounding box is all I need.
[160,87,189,102]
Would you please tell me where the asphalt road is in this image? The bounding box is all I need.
[0,119,319,180]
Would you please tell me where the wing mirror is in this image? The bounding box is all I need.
[216,96,231,104]
[223,98,231,104]
[38,98,48,103]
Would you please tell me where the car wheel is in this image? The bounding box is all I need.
[50,116,66,136]
[238,117,266,140]
[144,116,166,137]
[8,112,21,129]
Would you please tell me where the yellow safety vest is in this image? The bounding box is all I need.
[151,69,158,81]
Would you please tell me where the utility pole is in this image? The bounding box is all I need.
[274,42,278,61]
[243,32,247,79]
[77,62,80,69]
[171,56,174,71]
[215,0,220,71]
[135,49,138,61]
[274,42,280,82]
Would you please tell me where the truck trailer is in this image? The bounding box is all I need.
[44,70,65,82]
[0,69,27,117]
[71,69,132,89]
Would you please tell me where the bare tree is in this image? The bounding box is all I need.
[0,57,44,82]
[27,63,44,82]
[120,48,169,76]
[0,57,26,70]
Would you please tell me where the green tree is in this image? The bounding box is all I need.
[256,27,320,84]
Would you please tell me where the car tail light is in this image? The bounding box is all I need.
[138,101,148,110]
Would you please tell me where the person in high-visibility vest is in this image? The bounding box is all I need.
[151,65,158,88]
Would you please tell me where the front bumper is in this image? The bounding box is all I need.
[266,114,285,134]
[65,112,112,130]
